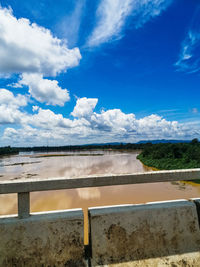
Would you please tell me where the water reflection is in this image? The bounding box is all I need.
[1,151,200,212]
[0,151,145,180]
[76,188,101,200]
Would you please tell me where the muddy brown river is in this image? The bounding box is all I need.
[0,150,200,244]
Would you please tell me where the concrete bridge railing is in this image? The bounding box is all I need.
[1,169,200,266]
[89,199,200,266]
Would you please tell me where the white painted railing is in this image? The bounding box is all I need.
[1,169,200,219]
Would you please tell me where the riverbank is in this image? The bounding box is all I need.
[137,141,200,184]
[137,140,200,170]
[137,153,200,170]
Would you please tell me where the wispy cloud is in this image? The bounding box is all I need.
[87,0,133,47]
[87,0,173,47]
[175,31,200,73]
[175,6,200,73]
[55,0,86,48]
[192,108,198,114]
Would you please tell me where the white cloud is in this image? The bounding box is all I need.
[192,108,198,114]
[17,73,70,106]
[0,105,22,125]
[87,0,133,47]
[55,0,85,47]
[71,97,98,118]
[0,5,82,106]
[175,31,200,73]
[136,115,180,138]
[27,108,72,129]
[3,96,199,146]
[175,7,200,73]
[0,88,27,107]
[0,6,81,76]
[0,89,28,124]
[24,107,90,132]
[87,0,173,47]
[4,127,18,137]
[90,109,136,133]
[32,105,39,112]
[2,126,64,146]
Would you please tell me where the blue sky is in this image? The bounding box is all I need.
[0,0,200,146]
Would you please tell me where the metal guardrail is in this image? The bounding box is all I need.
[1,169,200,219]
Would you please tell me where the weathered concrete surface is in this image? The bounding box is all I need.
[89,200,200,266]
[1,169,200,194]
[92,252,200,267]
[0,209,86,267]
[18,192,30,219]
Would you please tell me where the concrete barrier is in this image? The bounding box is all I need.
[89,200,200,266]
[0,209,86,267]
[1,170,200,266]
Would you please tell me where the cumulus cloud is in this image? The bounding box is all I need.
[136,115,180,138]
[3,127,18,137]
[71,99,181,139]
[27,108,72,129]
[0,89,28,124]
[2,126,63,146]
[71,97,98,118]
[2,96,199,146]
[87,0,173,47]
[0,88,27,107]
[17,73,70,106]
[90,109,136,133]
[0,5,82,106]
[24,107,90,132]
[0,6,81,76]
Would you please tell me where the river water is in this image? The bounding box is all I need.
[0,150,200,244]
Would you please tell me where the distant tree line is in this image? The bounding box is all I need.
[1,140,200,171]
[0,143,145,156]
[137,138,200,169]
[0,146,19,156]
[18,143,145,152]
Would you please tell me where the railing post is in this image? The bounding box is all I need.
[18,192,30,219]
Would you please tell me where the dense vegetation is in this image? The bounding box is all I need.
[0,146,19,156]
[137,139,200,170]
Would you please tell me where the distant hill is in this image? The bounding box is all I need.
[82,142,126,146]
[82,140,190,146]
[137,140,190,144]
[84,140,191,146]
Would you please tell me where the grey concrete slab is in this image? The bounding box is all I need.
[1,168,200,194]
[0,209,86,267]
[89,200,200,266]
[18,192,30,219]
